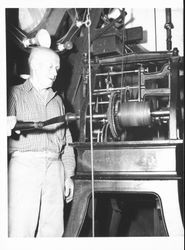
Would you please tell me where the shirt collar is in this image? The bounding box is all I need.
[23,79,57,102]
[46,88,57,103]
[23,79,57,96]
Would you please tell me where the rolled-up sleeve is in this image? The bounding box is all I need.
[62,128,76,179]
[7,88,16,116]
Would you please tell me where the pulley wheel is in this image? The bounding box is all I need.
[107,92,121,139]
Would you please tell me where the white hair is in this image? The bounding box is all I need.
[28,47,59,70]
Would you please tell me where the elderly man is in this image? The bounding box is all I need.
[8,47,76,237]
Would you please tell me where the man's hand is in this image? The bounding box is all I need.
[64,178,74,203]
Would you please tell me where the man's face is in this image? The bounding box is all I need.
[32,52,60,90]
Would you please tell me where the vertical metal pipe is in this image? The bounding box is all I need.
[87,8,95,237]
[154,8,157,51]
[164,8,174,51]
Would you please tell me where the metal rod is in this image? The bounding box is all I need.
[164,8,174,51]
[68,110,170,120]
[93,87,170,97]
[86,114,107,119]
[151,110,170,117]
[98,52,172,65]
[96,69,140,76]
[91,101,109,105]
[87,9,95,237]
[138,66,142,101]
[144,88,170,96]
[85,110,170,120]
[93,86,139,95]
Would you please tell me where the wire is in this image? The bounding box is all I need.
[154,8,158,51]
[86,8,95,237]
[57,23,77,43]
[120,9,126,103]
[13,25,27,37]
[57,9,87,44]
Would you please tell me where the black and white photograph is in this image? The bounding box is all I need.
[0,1,184,250]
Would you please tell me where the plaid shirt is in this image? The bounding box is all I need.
[8,79,75,178]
